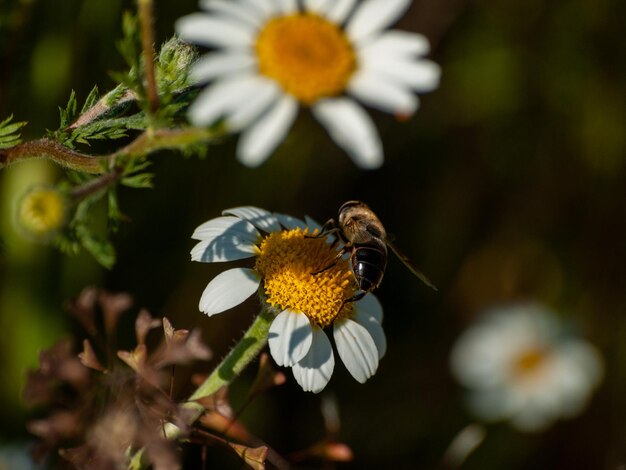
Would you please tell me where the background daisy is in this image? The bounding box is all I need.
[450,303,604,432]
[176,0,440,168]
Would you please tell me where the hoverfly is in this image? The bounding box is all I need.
[313,200,437,303]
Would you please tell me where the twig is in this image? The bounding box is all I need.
[0,127,218,173]
[137,0,160,115]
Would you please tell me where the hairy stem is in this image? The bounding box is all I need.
[188,306,276,404]
[0,127,218,173]
[70,167,124,201]
[0,138,103,173]
[137,0,159,115]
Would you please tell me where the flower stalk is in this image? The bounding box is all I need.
[137,0,160,115]
[187,303,277,405]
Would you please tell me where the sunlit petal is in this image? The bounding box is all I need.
[237,95,298,167]
[348,70,418,115]
[334,318,379,383]
[312,98,383,169]
[199,268,260,316]
[325,0,357,24]
[199,0,263,27]
[223,206,282,233]
[175,13,255,49]
[346,0,411,43]
[191,215,259,241]
[269,310,314,366]
[359,31,430,57]
[189,52,257,84]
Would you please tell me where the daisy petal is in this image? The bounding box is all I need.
[326,0,357,23]
[352,307,387,359]
[304,215,323,232]
[199,0,263,27]
[223,206,282,232]
[227,80,282,131]
[274,213,308,230]
[355,294,383,322]
[312,98,383,169]
[190,236,257,263]
[292,327,335,393]
[199,268,260,316]
[191,215,258,241]
[269,310,313,366]
[274,0,298,14]
[303,0,330,14]
[360,31,431,58]
[190,52,257,84]
[242,0,277,19]
[187,74,263,126]
[191,216,259,262]
[237,94,298,167]
[347,0,411,44]
[175,13,255,49]
[359,56,442,92]
[334,318,379,383]
[348,70,418,115]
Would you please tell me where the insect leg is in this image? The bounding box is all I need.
[311,246,347,275]
[339,291,368,312]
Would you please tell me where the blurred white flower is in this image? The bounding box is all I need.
[191,206,386,392]
[450,303,603,432]
[176,0,440,168]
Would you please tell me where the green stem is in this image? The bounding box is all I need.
[188,305,276,403]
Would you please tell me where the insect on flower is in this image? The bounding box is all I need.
[314,200,437,304]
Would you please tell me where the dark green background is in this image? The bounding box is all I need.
[1,0,625,468]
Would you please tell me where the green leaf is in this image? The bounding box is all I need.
[75,224,116,269]
[81,86,100,114]
[59,90,78,128]
[0,115,27,149]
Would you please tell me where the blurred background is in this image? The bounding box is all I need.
[1,0,625,468]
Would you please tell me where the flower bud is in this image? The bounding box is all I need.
[17,186,67,238]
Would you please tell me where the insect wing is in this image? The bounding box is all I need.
[387,241,438,291]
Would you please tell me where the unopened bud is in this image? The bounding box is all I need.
[17,186,67,238]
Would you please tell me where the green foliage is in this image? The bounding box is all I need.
[112,12,144,99]
[52,88,132,148]
[0,115,27,149]
[4,10,208,268]
[121,159,154,189]
[55,183,119,269]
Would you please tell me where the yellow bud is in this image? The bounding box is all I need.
[17,186,67,237]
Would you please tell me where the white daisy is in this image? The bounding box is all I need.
[176,0,441,168]
[450,303,604,432]
[191,206,386,393]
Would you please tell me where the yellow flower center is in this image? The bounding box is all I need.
[255,228,357,328]
[18,188,66,236]
[255,13,357,105]
[513,347,548,377]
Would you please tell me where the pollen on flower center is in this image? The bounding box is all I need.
[255,13,357,105]
[255,228,356,328]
